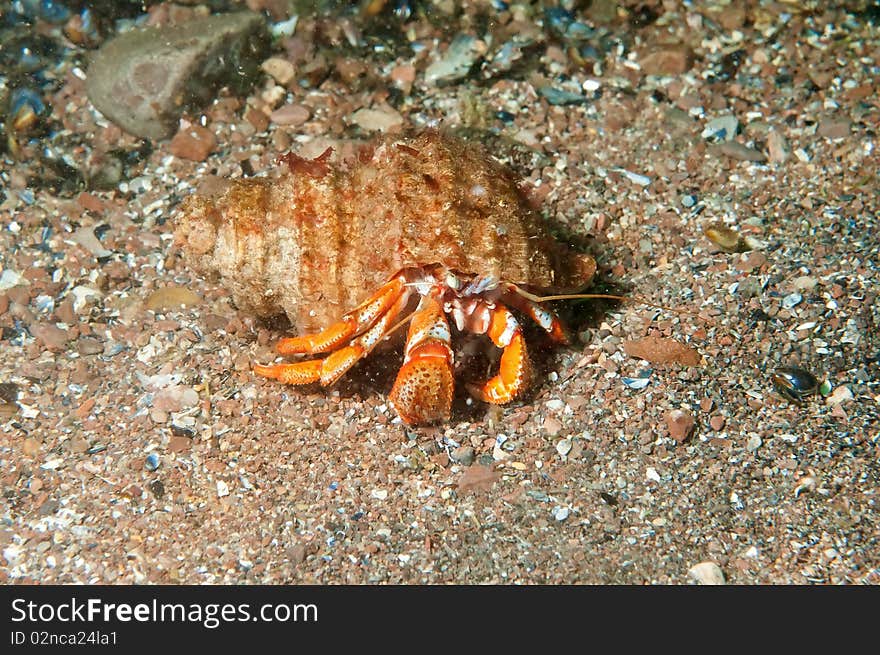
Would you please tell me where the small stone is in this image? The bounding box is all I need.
[704,223,747,253]
[713,141,766,162]
[451,446,475,466]
[216,480,230,498]
[792,276,818,292]
[149,408,168,425]
[145,286,201,312]
[153,385,199,412]
[702,114,739,142]
[640,44,693,76]
[665,409,695,443]
[269,103,310,126]
[553,506,570,522]
[543,416,563,436]
[55,298,76,324]
[817,118,851,139]
[555,438,572,456]
[169,124,217,162]
[350,106,404,132]
[261,57,296,85]
[390,64,415,93]
[825,385,853,407]
[746,434,762,452]
[71,286,102,313]
[145,453,161,471]
[70,436,89,453]
[77,337,104,355]
[623,337,701,367]
[782,293,803,309]
[72,226,112,258]
[688,561,726,585]
[709,414,726,431]
[30,324,70,351]
[22,437,40,457]
[767,129,789,163]
[370,488,388,500]
[168,436,192,453]
[425,33,485,85]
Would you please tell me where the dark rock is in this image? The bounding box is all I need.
[86,12,270,140]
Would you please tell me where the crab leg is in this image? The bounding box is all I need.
[479,303,531,404]
[255,287,411,387]
[503,286,567,343]
[275,275,407,355]
[388,296,454,425]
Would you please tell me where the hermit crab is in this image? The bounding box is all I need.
[174,130,600,425]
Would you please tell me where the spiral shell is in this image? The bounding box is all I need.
[174,130,595,333]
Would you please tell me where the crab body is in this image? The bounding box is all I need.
[174,130,595,425]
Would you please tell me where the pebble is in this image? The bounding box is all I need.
[688,561,726,585]
[709,415,726,431]
[825,385,853,407]
[537,86,585,106]
[781,293,803,309]
[389,64,415,94]
[350,107,404,132]
[30,323,70,351]
[169,124,217,162]
[817,118,851,139]
[76,337,104,355]
[152,385,199,412]
[0,269,26,291]
[552,506,570,522]
[555,438,572,456]
[746,434,762,452]
[70,437,89,454]
[216,480,230,498]
[72,226,112,258]
[714,141,766,162]
[622,376,651,390]
[22,437,40,457]
[425,34,485,85]
[261,57,296,86]
[702,114,739,142]
[168,436,192,453]
[451,446,475,466]
[145,453,160,471]
[543,416,563,436]
[86,12,270,139]
[767,129,789,163]
[270,103,310,126]
[71,285,102,313]
[665,409,695,443]
[792,276,818,292]
[145,286,201,312]
[640,45,693,75]
[681,194,697,208]
[613,168,652,186]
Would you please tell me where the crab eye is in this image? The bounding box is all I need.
[446,272,461,290]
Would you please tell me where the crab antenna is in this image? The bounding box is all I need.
[511,287,707,320]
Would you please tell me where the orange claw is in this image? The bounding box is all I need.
[479,305,531,404]
[257,282,411,389]
[389,297,454,425]
[254,360,323,385]
[276,275,406,355]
